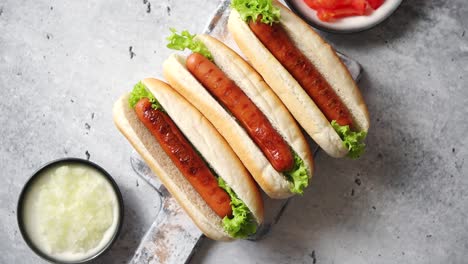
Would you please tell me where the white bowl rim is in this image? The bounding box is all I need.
[284,0,403,33]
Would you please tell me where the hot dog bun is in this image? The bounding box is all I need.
[163,34,313,199]
[113,78,263,240]
[228,0,370,158]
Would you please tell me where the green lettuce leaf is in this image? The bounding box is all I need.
[283,151,309,195]
[128,81,163,111]
[166,28,213,60]
[218,177,257,238]
[331,120,367,159]
[231,0,281,25]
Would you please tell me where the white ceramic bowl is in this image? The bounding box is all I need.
[284,0,402,33]
[17,158,124,264]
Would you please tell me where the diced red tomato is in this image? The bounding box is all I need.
[304,0,385,22]
[367,0,384,9]
[350,0,369,15]
[305,0,352,9]
[317,7,363,22]
[304,0,320,9]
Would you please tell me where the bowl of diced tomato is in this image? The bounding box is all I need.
[284,0,402,33]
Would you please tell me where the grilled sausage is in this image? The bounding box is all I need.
[248,18,354,127]
[186,53,295,172]
[135,98,232,218]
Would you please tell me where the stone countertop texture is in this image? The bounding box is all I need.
[1,0,467,263]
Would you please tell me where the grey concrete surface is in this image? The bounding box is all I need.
[1,0,467,263]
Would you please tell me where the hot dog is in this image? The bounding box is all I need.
[163,31,314,198]
[113,79,263,240]
[228,0,370,158]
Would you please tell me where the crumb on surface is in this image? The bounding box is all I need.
[355,178,361,186]
[129,46,136,59]
[146,2,151,13]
